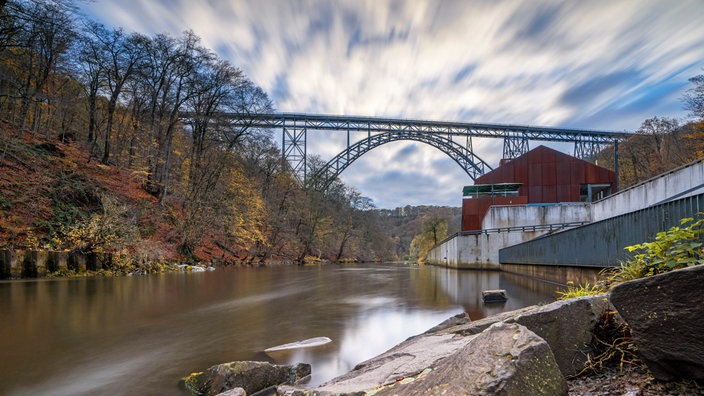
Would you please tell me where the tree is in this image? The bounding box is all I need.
[76,21,106,143]
[0,0,25,51]
[137,31,205,199]
[87,26,145,164]
[683,74,704,121]
[636,116,680,173]
[3,0,76,128]
[681,74,704,160]
[409,215,448,262]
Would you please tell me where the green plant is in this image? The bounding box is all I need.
[613,215,704,282]
[557,281,606,300]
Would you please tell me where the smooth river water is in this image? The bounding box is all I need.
[0,263,562,395]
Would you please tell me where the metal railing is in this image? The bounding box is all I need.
[437,221,590,246]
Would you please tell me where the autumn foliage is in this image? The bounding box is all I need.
[0,0,394,264]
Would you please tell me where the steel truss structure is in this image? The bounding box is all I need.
[310,130,492,191]
[217,112,632,188]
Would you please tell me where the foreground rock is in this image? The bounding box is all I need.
[610,264,704,381]
[309,295,606,394]
[373,322,567,396]
[183,361,311,396]
[443,295,608,376]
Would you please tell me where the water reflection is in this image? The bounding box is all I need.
[0,263,559,395]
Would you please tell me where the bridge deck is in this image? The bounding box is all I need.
[219,112,631,143]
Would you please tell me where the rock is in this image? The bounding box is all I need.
[423,312,470,334]
[374,322,567,396]
[446,295,609,376]
[482,289,508,303]
[313,332,470,394]
[184,361,311,396]
[609,264,704,381]
[311,296,606,394]
[215,388,246,396]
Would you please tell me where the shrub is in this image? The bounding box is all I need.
[611,214,703,282]
[51,194,138,253]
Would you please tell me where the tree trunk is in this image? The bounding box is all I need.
[102,93,119,164]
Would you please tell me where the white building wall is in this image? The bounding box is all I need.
[482,203,592,229]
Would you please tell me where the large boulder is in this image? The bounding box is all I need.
[312,332,470,394]
[445,295,609,376]
[609,264,704,381]
[374,322,567,396]
[310,296,605,394]
[184,361,311,396]
[423,311,470,334]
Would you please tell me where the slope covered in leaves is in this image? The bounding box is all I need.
[0,121,178,260]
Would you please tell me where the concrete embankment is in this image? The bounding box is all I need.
[0,249,116,279]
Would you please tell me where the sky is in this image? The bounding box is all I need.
[79,0,704,209]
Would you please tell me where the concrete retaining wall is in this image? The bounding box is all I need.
[0,250,114,279]
[427,230,545,269]
[592,158,704,221]
[501,263,604,286]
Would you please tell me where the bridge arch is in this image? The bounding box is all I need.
[308,130,493,191]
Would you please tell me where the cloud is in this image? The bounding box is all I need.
[560,70,644,107]
[79,0,704,208]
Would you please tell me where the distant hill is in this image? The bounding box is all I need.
[375,205,462,260]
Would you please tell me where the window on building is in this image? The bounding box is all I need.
[463,183,521,199]
[580,183,612,202]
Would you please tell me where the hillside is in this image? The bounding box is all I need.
[376,205,462,260]
[0,122,461,264]
[0,121,178,261]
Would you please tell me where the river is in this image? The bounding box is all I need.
[0,263,562,395]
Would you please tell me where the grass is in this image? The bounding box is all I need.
[556,281,606,300]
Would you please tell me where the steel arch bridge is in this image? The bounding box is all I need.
[309,129,492,191]
[214,112,632,190]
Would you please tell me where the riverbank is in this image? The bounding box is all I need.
[0,248,214,279]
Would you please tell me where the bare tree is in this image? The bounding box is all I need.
[683,74,704,121]
[83,25,145,164]
[5,0,76,129]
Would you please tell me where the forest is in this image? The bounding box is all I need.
[0,0,703,267]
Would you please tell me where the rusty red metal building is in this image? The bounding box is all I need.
[462,145,616,231]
